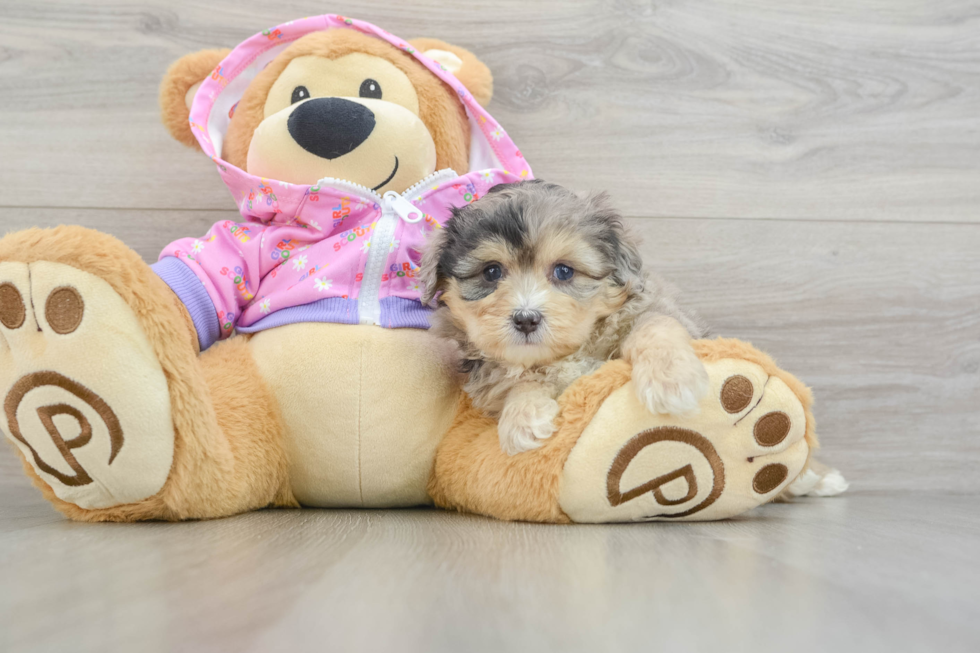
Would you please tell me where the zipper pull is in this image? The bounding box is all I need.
[383,191,424,223]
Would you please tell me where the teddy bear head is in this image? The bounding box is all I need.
[160,28,493,194]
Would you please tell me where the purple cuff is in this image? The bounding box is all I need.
[151,257,222,351]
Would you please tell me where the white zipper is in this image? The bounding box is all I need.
[383,191,424,222]
[311,169,457,325]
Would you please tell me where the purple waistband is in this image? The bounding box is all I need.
[153,257,433,351]
[235,296,433,333]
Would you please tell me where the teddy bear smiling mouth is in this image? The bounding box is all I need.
[371,156,399,191]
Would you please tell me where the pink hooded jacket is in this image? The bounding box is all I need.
[152,15,532,350]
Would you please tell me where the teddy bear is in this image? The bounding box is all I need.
[0,15,822,523]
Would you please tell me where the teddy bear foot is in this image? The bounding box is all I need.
[559,354,810,522]
[0,261,175,510]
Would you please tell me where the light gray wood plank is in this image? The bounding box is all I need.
[0,1,978,220]
[0,207,978,493]
[0,207,223,261]
[633,216,980,492]
[0,491,977,653]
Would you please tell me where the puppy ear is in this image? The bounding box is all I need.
[409,38,493,107]
[159,48,231,148]
[586,191,645,290]
[418,219,454,306]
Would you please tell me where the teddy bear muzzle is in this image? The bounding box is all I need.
[245,96,438,191]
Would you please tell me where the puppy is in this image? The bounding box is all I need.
[419,180,709,455]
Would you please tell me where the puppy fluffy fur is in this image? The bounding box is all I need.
[420,180,709,455]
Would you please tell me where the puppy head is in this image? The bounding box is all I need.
[420,180,643,367]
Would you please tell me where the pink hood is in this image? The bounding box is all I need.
[189,14,531,223]
[153,15,533,350]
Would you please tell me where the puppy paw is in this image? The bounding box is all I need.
[498,393,559,455]
[631,345,709,416]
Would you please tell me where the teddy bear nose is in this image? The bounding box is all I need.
[287,97,376,160]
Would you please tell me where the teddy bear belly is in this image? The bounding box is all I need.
[248,323,461,508]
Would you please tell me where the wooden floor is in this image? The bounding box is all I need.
[1,1,978,651]
[2,483,979,652]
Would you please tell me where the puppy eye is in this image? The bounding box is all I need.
[359,79,382,99]
[291,86,310,104]
[553,264,575,281]
[482,263,503,282]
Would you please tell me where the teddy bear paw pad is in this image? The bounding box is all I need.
[558,358,809,522]
[0,261,174,509]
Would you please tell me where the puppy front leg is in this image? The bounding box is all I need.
[497,382,560,456]
[623,314,709,416]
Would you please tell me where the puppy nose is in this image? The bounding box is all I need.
[287,97,376,160]
[512,309,542,334]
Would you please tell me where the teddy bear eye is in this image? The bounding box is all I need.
[359,79,382,99]
[291,86,310,104]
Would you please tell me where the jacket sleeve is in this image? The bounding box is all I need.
[151,220,269,351]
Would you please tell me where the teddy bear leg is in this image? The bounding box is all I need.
[429,338,817,523]
[0,226,294,521]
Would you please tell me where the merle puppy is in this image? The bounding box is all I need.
[419,180,708,455]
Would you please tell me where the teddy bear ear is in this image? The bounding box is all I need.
[409,38,493,108]
[159,48,231,148]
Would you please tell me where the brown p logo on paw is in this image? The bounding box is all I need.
[607,427,725,518]
[4,371,123,487]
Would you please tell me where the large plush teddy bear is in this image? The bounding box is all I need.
[0,16,821,523]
